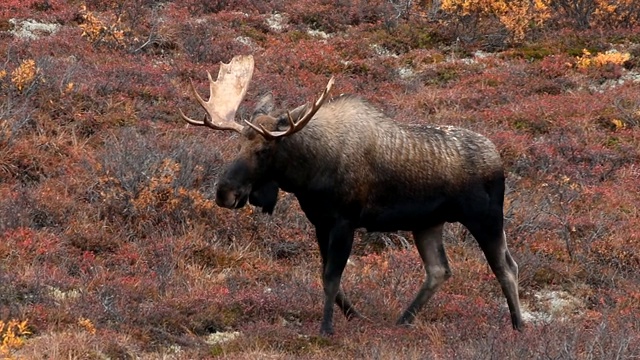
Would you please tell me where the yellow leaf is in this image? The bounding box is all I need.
[611,119,625,130]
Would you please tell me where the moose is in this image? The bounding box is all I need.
[180,55,523,335]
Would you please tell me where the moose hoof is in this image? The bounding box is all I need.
[320,325,334,336]
[512,317,525,332]
[396,314,416,327]
[345,310,363,321]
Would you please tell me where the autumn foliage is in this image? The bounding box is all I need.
[0,0,639,358]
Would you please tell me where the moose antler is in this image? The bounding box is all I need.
[179,55,254,133]
[244,77,335,139]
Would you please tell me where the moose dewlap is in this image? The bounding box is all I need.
[180,55,523,335]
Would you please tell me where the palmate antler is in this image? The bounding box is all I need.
[180,54,334,138]
[179,55,254,133]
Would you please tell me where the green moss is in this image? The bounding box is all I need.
[219,305,244,327]
[371,21,436,53]
[344,61,370,75]
[563,40,606,57]
[307,335,333,348]
[486,78,501,87]
[210,344,225,357]
[515,45,553,60]
[566,46,592,57]
[241,26,267,43]
[604,136,621,148]
[436,68,458,83]
[511,117,550,135]
[287,30,311,42]
[512,120,528,130]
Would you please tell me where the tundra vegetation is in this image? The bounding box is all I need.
[0,0,639,358]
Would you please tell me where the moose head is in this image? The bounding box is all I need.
[179,55,333,214]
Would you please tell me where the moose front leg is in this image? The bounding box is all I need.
[316,219,356,335]
[316,224,362,322]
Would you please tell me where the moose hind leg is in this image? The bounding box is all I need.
[336,290,361,320]
[467,222,523,330]
[398,224,451,325]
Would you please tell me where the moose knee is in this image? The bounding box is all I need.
[427,265,451,286]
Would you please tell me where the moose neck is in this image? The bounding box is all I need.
[269,128,341,196]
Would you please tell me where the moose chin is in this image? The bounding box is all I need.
[180,55,524,335]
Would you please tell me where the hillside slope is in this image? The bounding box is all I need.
[1,1,639,358]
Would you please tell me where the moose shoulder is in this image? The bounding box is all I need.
[180,55,523,335]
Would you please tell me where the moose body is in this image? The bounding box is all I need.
[260,96,504,233]
[181,55,523,335]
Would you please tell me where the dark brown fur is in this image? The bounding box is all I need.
[215,94,523,335]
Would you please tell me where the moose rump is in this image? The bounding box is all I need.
[180,55,523,335]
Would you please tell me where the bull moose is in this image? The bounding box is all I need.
[180,55,523,335]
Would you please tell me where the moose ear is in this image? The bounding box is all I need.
[276,103,310,130]
[253,93,275,117]
[288,103,310,122]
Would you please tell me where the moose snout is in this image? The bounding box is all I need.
[215,190,236,208]
[215,187,249,209]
